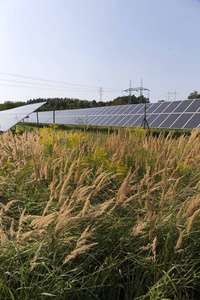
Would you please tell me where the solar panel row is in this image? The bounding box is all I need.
[0,102,46,132]
[26,99,200,130]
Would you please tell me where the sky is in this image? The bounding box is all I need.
[0,0,199,104]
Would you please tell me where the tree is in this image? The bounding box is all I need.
[188,91,200,99]
[0,101,26,111]
[91,100,97,107]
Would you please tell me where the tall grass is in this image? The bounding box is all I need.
[0,126,200,299]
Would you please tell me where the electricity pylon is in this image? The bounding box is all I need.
[99,86,103,102]
[122,80,138,104]
[123,79,149,104]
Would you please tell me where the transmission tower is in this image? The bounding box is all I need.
[134,79,149,103]
[99,86,104,102]
[166,90,179,101]
[123,80,137,104]
[123,79,149,104]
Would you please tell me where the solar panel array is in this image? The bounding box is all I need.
[0,102,46,131]
[26,99,200,130]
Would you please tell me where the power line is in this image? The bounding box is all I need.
[0,78,100,91]
[0,72,99,88]
[0,72,122,92]
[150,90,166,97]
[0,82,99,92]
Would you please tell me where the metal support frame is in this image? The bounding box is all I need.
[36,112,39,130]
[141,103,150,132]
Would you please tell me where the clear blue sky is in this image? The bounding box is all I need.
[0,0,199,103]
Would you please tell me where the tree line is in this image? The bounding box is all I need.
[0,95,149,111]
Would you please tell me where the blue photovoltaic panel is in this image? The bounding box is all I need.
[122,105,134,114]
[103,107,113,115]
[120,106,132,114]
[108,106,122,114]
[90,116,103,125]
[146,114,158,125]
[56,116,71,124]
[117,119,130,127]
[88,116,97,125]
[183,114,200,129]
[113,106,126,115]
[133,104,144,114]
[146,103,161,113]
[111,106,124,114]
[159,114,180,128]
[116,115,133,127]
[185,101,200,113]
[87,109,97,115]
[103,115,117,126]
[126,115,141,126]
[153,102,171,113]
[123,105,139,115]
[163,101,182,113]
[131,115,144,127]
[111,116,125,126]
[173,101,191,113]
[135,105,145,114]
[170,114,193,129]
[99,107,111,114]
[26,99,200,130]
[144,103,151,111]
[150,114,170,128]
[87,116,97,124]
[98,116,111,125]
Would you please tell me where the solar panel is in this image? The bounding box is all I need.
[103,115,118,126]
[96,107,108,115]
[28,111,52,123]
[163,101,182,113]
[0,102,46,132]
[146,102,161,113]
[170,113,193,129]
[122,105,133,114]
[26,99,200,130]
[183,114,200,129]
[110,116,124,126]
[116,115,133,127]
[131,115,145,127]
[150,114,170,128]
[146,114,158,125]
[114,106,127,115]
[102,107,113,114]
[97,116,110,126]
[153,102,171,113]
[123,115,140,127]
[185,101,200,113]
[159,114,180,128]
[173,101,191,113]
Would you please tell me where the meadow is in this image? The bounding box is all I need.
[0,126,200,299]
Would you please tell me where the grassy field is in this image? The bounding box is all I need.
[0,126,200,299]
